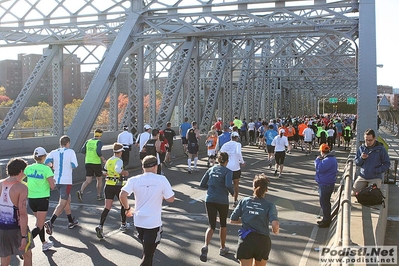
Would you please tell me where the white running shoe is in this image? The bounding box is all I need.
[42,240,54,251]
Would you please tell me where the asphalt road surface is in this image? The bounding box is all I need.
[10,143,350,266]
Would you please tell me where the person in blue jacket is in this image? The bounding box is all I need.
[353,128,390,193]
[217,125,231,149]
[264,125,278,168]
[314,143,338,228]
[199,152,234,262]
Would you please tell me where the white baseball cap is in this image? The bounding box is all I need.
[231,132,239,137]
[279,129,285,134]
[144,124,152,130]
[33,147,47,156]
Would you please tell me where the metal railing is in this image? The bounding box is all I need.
[334,160,353,248]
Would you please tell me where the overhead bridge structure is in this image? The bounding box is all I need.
[0,0,378,153]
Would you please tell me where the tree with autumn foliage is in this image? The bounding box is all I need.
[0,87,13,107]
[143,91,162,122]
[95,93,129,127]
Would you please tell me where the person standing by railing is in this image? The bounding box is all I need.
[314,144,338,228]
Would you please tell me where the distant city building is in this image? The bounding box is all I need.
[81,71,95,97]
[393,88,399,95]
[0,53,81,104]
[0,59,23,99]
[377,85,393,95]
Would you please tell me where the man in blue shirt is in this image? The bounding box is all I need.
[179,117,191,156]
[264,125,278,168]
[218,125,231,149]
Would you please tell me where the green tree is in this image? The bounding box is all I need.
[22,102,53,129]
[64,99,83,127]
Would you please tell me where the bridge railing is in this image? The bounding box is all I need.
[379,110,399,136]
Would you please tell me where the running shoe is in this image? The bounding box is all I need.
[219,246,229,256]
[44,220,53,235]
[95,225,104,239]
[188,168,192,174]
[119,224,127,231]
[76,190,83,203]
[96,195,103,201]
[279,174,282,178]
[68,218,79,229]
[200,246,208,262]
[42,240,54,251]
[24,231,32,253]
[193,167,199,172]
[274,170,278,176]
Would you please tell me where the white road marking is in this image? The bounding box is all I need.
[299,225,318,266]
[189,194,206,204]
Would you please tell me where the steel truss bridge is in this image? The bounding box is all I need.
[0,0,378,152]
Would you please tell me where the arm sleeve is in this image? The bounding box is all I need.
[354,147,364,166]
[96,141,103,157]
[44,153,53,165]
[80,141,87,154]
[271,136,276,147]
[230,201,242,221]
[377,149,391,174]
[199,171,209,189]
[225,170,234,196]
[115,159,124,174]
[162,177,175,199]
[268,203,279,222]
[71,151,78,169]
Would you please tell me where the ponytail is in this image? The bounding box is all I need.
[253,173,270,198]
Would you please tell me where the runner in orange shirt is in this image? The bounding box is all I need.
[298,120,307,152]
[286,123,296,154]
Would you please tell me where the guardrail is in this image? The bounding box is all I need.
[379,110,399,136]
[334,160,353,249]
[341,160,353,248]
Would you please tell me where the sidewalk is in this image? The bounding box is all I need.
[379,128,399,265]
[346,127,398,265]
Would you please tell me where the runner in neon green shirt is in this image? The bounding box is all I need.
[24,147,55,252]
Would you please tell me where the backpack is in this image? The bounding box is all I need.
[355,183,385,207]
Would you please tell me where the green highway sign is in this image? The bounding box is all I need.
[329,98,338,103]
[347,97,356,104]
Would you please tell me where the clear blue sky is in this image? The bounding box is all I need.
[0,1,397,88]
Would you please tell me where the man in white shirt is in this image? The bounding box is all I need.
[220,132,245,207]
[117,125,134,168]
[44,135,79,235]
[271,129,289,178]
[119,155,174,266]
[303,124,315,155]
[247,119,256,145]
[137,124,152,160]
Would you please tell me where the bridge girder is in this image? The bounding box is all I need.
[0,0,361,149]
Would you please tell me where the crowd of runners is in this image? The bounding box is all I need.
[0,113,358,266]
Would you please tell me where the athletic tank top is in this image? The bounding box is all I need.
[0,181,19,230]
[188,128,198,143]
[85,139,101,164]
